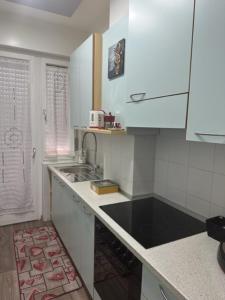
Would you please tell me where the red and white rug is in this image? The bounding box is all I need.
[13,225,82,300]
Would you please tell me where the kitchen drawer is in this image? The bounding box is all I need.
[142,265,179,300]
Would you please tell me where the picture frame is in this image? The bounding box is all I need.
[108,38,125,80]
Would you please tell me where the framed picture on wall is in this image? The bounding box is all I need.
[108,38,125,80]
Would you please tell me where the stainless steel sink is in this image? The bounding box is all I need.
[57,164,102,183]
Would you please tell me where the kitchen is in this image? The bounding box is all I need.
[0,0,225,299]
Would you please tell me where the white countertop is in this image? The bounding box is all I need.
[49,164,225,300]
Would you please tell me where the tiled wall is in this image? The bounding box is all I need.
[81,128,225,218]
[82,132,156,197]
[154,129,225,218]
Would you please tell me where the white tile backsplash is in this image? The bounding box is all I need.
[80,127,225,218]
[187,168,213,202]
[210,203,225,218]
[168,138,189,166]
[167,187,186,207]
[189,142,215,171]
[214,144,225,175]
[167,162,187,191]
[211,173,225,207]
[186,195,210,217]
[154,129,225,217]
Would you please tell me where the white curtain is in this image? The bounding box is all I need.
[0,56,33,215]
[45,65,71,157]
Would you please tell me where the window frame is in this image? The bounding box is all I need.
[41,58,74,161]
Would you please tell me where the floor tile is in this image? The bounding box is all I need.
[0,271,20,300]
[0,225,16,273]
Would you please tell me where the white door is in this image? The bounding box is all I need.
[0,52,40,226]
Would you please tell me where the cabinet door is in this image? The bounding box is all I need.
[69,193,82,273]
[124,0,194,128]
[141,266,178,300]
[52,176,73,249]
[80,204,95,297]
[70,49,80,128]
[70,35,93,129]
[186,0,225,144]
[59,185,73,250]
[52,175,64,236]
[127,0,194,100]
[79,35,93,128]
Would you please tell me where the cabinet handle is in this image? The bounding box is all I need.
[127,92,189,103]
[159,285,168,300]
[130,92,147,102]
[195,132,225,137]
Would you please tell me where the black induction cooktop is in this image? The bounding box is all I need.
[100,197,205,249]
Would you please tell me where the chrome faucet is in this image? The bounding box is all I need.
[81,132,98,171]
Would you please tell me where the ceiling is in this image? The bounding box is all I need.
[6,0,82,17]
[0,0,110,32]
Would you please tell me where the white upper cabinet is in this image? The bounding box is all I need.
[70,36,93,128]
[124,0,194,128]
[187,0,225,144]
[70,47,81,128]
[70,34,102,129]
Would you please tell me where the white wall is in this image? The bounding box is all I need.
[110,0,129,26]
[0,11,87,56]
[154,129,225,218]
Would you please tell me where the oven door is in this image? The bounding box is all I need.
[94,217,142,300]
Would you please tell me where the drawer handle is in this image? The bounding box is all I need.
[159,285,168,300]
[195,132,225,137]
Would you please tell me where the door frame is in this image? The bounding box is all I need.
[0,51,41,226]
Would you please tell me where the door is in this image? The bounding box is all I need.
[0,52,39,226]
[186,0,225,144]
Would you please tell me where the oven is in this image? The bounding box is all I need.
[94,217,142,300]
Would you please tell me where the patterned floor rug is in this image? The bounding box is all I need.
[13,225,82,300]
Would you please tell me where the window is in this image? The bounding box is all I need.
[0,55,33,214]
[44,64,71,157]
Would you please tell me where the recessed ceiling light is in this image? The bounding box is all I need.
[6,0,82,17]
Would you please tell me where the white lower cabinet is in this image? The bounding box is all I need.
[71,194,94,297]
[141,265,178,300]
[51,176,94,297]
[80,203,95,296]
[52,175,73,248]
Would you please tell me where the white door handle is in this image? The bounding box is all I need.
[32,147,36,159]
